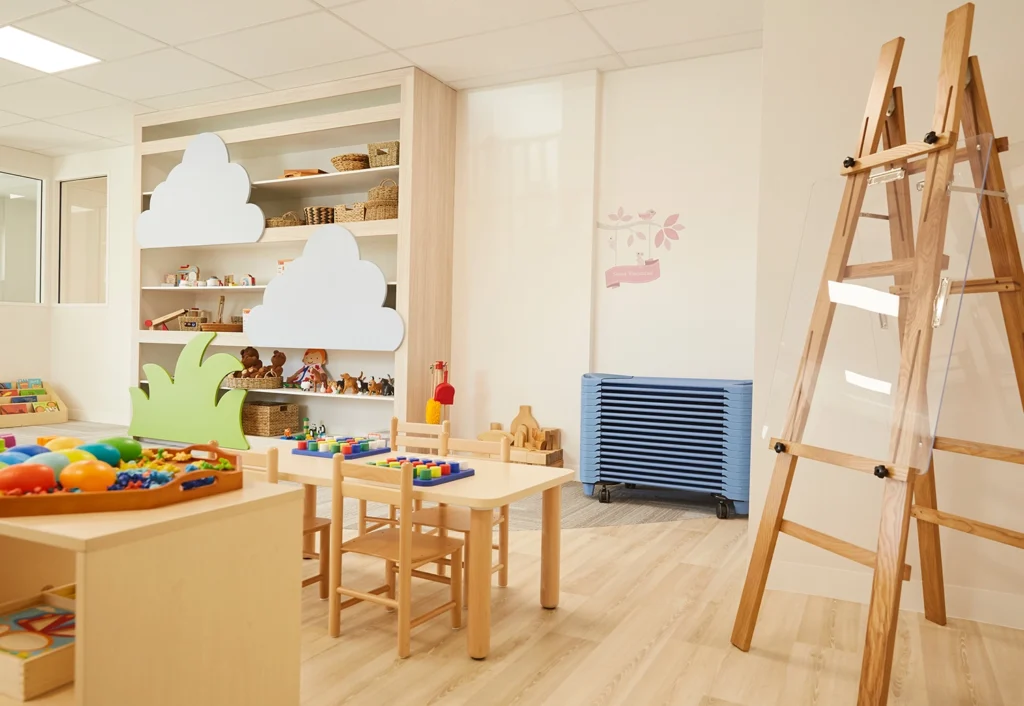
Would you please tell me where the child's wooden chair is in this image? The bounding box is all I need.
[409,436,512,593]
[239,447,331,599]
[328,456,463,658]
[357,418,450,535]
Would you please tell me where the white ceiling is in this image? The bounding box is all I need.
[0,0,761,156]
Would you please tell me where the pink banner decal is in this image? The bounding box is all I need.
[605,259,660,288]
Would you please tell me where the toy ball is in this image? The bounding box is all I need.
[45,437,85,452]
[8,444,49,458]
[97,437,143,463]
[0,452,30,466]
[77,443,122,468]
[54,449,96,464]
[0,464,56,494]
[59,460,116,492]
[30,452,73,480]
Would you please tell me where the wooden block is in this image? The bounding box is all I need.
[282,169,326,177]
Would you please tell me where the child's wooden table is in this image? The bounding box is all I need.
[0,482,302,706]
[271,444,573,659]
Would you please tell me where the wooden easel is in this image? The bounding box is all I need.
[731,4,1024,705]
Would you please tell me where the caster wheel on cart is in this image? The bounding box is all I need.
[598,487,612,504]
[716,500,731,519]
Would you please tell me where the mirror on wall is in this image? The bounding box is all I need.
[0,171,42,304]
[59,176,108,304]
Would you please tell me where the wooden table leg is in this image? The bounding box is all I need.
[541,485,561,609]
[302,484,317,557]
[467,508,493,659]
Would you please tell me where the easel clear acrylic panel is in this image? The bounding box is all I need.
[761,134,994,470]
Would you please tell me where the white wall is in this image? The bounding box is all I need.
[593,51,760,379]
[0,145,51,381]
[755,0,1024,628]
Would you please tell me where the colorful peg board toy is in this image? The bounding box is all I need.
[291,436,390,460]
[367,457,476,487]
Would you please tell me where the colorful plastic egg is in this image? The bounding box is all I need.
[59,460,116,492]
[0,464,56,493]
[45,437,85,452]
[8,444,48,458]
[0,452,30,466]
[77,443,122,467]
[54,449,96,464]
[30,452,73,480]
[97,437,143,462]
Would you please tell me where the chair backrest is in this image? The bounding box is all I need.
[446,435,511,462]
[238,447,279,483]
[333,455,414,556]
[390,416,451,453]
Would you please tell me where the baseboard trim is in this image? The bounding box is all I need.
[767,560,1024,630]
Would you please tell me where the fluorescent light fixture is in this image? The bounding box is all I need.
[0,27,99,73]
[827,280,899,317]
[845,370,892,395]
[8,194,25,199]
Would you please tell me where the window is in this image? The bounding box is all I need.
[0,171,42,303]
[59,176,107,304]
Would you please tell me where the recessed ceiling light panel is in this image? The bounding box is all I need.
[0,26,100,73]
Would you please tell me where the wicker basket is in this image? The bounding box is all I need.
[178,312,208,330]
[267,211,303,228]
[223,375,283,390]
[334,203,366,223]
[242,402,299,437]
[201,323,244,333]
[331,153,369,172]
[368,141,399,167]
[365,199,398,221]
[368,178,398,202]
[303,206,334,225]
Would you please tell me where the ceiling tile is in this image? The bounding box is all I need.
[79,0,320,45]
[37,136,122,156]
[257,52,409,90]
[0,110,31,128]
[403,14,609,82]
[334,0,576,49]
[0,0,64,25]
[47,102,150,140]
[0,58,44,87]
[180,12,383,78]
[447,54,624,91]
[140,80,269,111]
[60,48,239,100]
[620,31,761,67]
[0,77,120,118]
[0,120,99,151]
[16,6,164,61]
[570,0,644,9]
[583,0,762,53]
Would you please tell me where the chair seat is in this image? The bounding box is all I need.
[303,516,331,535]
[408,505,501,533]
[342,529,464,564]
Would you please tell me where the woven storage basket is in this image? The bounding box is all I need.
[334,203,366,223]
[303,206,335,225]
[178,312,208,330]
[368,178,398,202]
[223,375,283,390]
[365,199,398,221]
[331,153,369,172]
[267,211,303,228]
[368,141,399,167]
[242,402,299,437]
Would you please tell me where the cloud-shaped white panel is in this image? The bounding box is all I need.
[137,132,265,248]
[246,225,405,351]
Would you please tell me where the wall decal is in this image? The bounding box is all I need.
[137,132,265,248]
[246,224,405,351]
[597,207,684,288]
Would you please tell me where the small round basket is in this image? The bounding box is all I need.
[223,375,283,390]
[303,206,335,225]
[365,199,398,221]
[368,178,398,201]
[266,211,303,228]
[331,153,370,172]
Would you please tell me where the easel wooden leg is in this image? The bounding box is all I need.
[913,461,947,625]
[858,475,915,706]
[730,453,797,650]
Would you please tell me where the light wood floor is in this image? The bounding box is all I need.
[301,517,1024,706]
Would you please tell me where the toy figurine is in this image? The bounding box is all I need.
[367,377,383,395]
[340,372,362,395]
[288,349,329,388]
[381,375,395,396]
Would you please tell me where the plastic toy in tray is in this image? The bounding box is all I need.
[367,457,475,486]
[290,436,390,460]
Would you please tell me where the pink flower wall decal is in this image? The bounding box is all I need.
[596,207,686,288]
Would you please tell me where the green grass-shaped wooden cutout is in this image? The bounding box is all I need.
[129,333,249,449]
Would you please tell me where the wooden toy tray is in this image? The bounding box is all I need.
[413,468,474,486]
[0,444,242,518]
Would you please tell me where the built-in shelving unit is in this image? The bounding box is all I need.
[132,68,456,428]
[140,379,394,402]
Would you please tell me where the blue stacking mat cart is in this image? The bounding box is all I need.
[580,374,753,518]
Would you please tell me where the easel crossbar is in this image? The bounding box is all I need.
[911,505,1024,550]
[840,132,954,175]
[769,438,917,481]
[780,520,913,579]
[890,278,1019,296]
[934,436,1024,464]
[904,135,1008,176]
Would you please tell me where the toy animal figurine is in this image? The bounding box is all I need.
[340,372,362,395]
[270,350,286,378]
[357,373,370,394]
[367,377,383,395]
[381,375,395,396]
[300,379,312,392]
[237,347,262,378]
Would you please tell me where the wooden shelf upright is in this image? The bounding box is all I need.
[730,4,1024,705]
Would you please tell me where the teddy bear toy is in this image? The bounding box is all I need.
[237,347,263,378]
[269,350,286,378]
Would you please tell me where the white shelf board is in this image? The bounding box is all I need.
[142,166,398,199]
[261,219,398,243]
[138,330,249,346]
[140,380,394,402]
[142,285,267,291]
